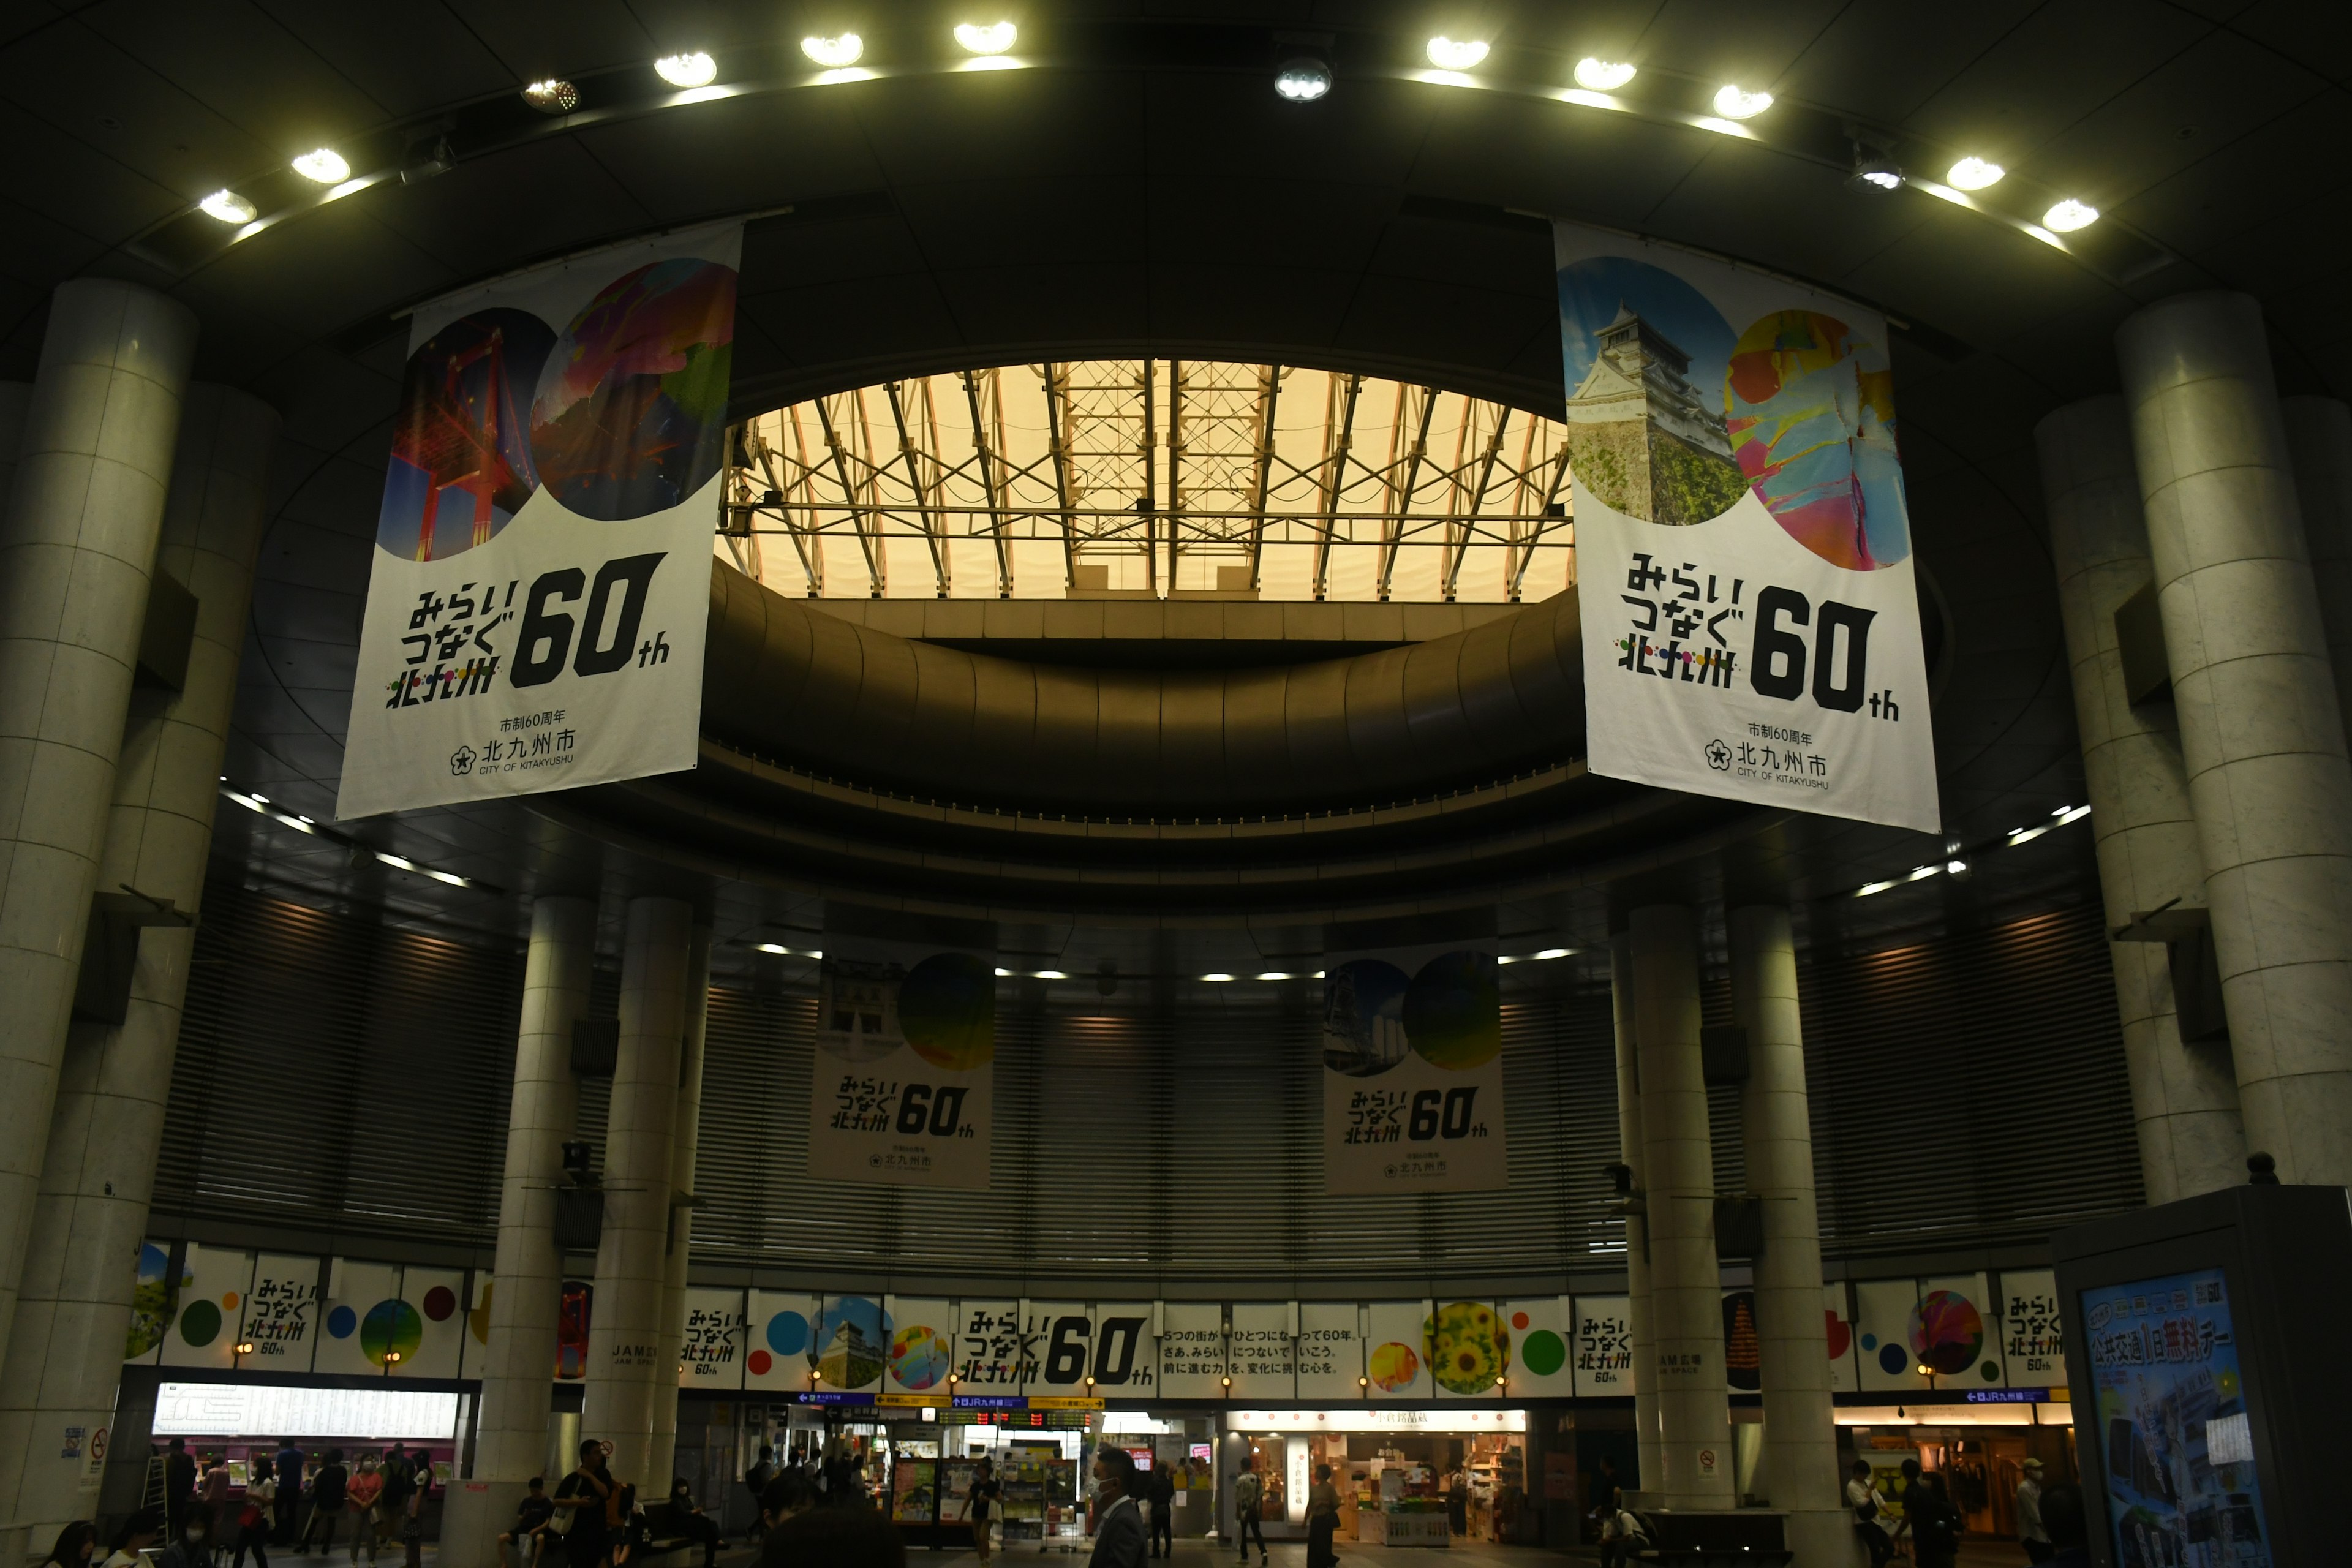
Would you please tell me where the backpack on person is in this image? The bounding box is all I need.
[1234,1470,1262,1515]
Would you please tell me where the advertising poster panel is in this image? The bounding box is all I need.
[1504,1298,1574,1398]
[1571,1294,1635,1398]
[1226,1303,1293,1401]
[680,1285,747,1389]
[1999,1267,2069,1390]
[805,938,995,1188]
[338,222,742,818]
[1295,1302,1365,1401]
[1554,219,1939,832]
[1158,1303,1226,1397]
[1362,1301,1436,1400]
[1322,942,1506,1193]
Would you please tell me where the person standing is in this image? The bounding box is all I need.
[963,1458,1000,1566]
[1845,1461,1894,1568]
[201,1455,235,1567]
[237,1457,274,1568]
[1446,1466,1468,1537]
[1230,1455,1265,1566]
[552,1439,619,1568]
[1305,1463,1342,1568]
[344,1457,386,1566]
[272,1443,305,1546]
[1086,1449,1146,1568]
[1145,1460,1175,1561]
[379,1447,415,1530]
[165,1439,198,1539]
[1904,1466,1961,1568]
[742,1446,777,1545]
[2017,1457,2051,1563]
[298,1450,349,1554]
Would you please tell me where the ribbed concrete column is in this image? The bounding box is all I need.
[645,925,710,1496]
[1728,907,1850,1564]
[1627,906,1733,1510]
[440,895,594,1568]
[1608,933,1662,1494]
[2283,397,2352,745]
[2037,396,2245,1202]
[0,282,198,1384]
[2118,292,2352,1188]
[581,897,690,1488]
[0,386,276,1547]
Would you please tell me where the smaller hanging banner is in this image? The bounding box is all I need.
[812,1295,892,1393]
[1226,1303,1294,1401]
[805,940,995,1188]
[1919,1272,2005,1390]
[1295,1303,1365,1401]
[393,1266,468,1378]
[883,1297,957,1399]
[952,1299,1029,1394]
[1996,1267,2068,1389]
[1428,1300,1508,1400]
[1363,1302,1436,1400]
[240,1254,323,1371]
[1504,1300,1574,1398]
[1825,1283,1859,1393]
[1571,1295,1636,1398]
[1322,943,1507,1193]
[744,1290,818,1389]
[159,1245,255,1370]
[1157,1303,1226,1397]
[1853,1278,1931,1393]
[681,1286,748,1389]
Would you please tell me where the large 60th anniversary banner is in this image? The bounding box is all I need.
[1554,219,1940,833]
[337,222,742,819]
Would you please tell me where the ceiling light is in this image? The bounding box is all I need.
[1849,153,1903,194]
[1947,859,1968,875]
[198,189,255,224]
[1032,970,1068,980]
[954,21,1016,55]
[1254,972,1292,982]
[1945,156,2003,190]
[1534,948,1572,960]
[1274,58,1333,101]
[2043,198,2100,232]
[801,34,863,67]
[1855,880,1896,897]
[1574,58,1635,91]
[1711,85,1773,119]
[655,51,717,87]
[1200,973,1235,983]
[1425,36,1488,70]
[291,148,350,184]
[522,78,579,113]
[2056,803,2093,824]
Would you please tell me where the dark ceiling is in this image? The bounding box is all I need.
[7,0,2340,974]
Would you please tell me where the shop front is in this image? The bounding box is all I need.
[1224,1408,1529,1548]
[1838,1391,2078,1544]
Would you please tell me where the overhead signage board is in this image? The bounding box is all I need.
[1554,218,1939,832]
[1322,943,1507,1194]
[338,221,742,819]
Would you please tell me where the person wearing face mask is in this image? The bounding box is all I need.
[1086,1447,1146,1568]
[160,1504,216,1568]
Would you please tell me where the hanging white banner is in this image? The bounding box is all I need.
[1554,219,1939,832]
[337,221,742,819]
[805,939,995,1188]
[1322,943,1507,1193]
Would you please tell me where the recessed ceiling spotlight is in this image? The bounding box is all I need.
[801,34,864,67]
[1711,84,1773,119]
[522,79,579,113]
[1848,150,1903,194]
[954,21,1017,55]
[655,51,717,88]
[1274,56,1333,101]
[2043,197,2100,232]
[1199,973,1235,983]
[198,189,256,224]
[1945,155,2003,191]
[1425,36,1488,70]
[1574,58,1635,91]
[291,148,350,183]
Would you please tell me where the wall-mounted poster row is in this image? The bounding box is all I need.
[129,1245,2067,1401]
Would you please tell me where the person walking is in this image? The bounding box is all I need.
[962,1458,999,1566]
[237,1456,275,1568]
[2017,1458,2051,1563]
[1230,1455,1266,1566]
[164,1439,198,1540]
[273,1443,305,1546]
[298,1450,349,1555]
[344,1457,386,1566]
[552,1439,619,1568]
[1305,1463,1342,1568]
[1086,1449,1146,1568]
[1846,1461,1894,1568]
[1904,1464,1961,1568]
[1145,1460,1174,1561]
[742,1446,777,1546]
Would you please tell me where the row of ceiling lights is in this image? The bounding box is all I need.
[750,948,1578,978]
[1849,802,2092,898]
[189,22,2096,246]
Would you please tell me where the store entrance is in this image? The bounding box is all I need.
[1225,1412,1529,1547]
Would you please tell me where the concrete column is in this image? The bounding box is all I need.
[0,386,276,1545]
[2117,292,2352,1188]
[581,897,690,1489]
[2283,397,2352,745]
[645,926,711,1496]
[0,282,198,1381]
[1608,933,1662,1495]
[439,895,594,1568]
[1728,906,1851,1564]
[1627,905,1733,1510]
[2037,396,2245,1202]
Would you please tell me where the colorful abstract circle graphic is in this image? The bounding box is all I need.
[1425,1301,1509,1395]
[888,1325,951,1390]
[1404,951,1501,1070]
[1521,1330,1567,1379]
[178,1298,223,1348]
[1368,1340,1421,1392]
[1724,309,1910,570]
[327,1305,360,1339]
[376,308,557,561]
[361,1299,424,1368]
[747,1349,774,1377]
[530,258,738,521]
[765,1311,810,1357]
[899,953,997,1071]
[423,1286,458,1322]
[1908,1289,1985,1376]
